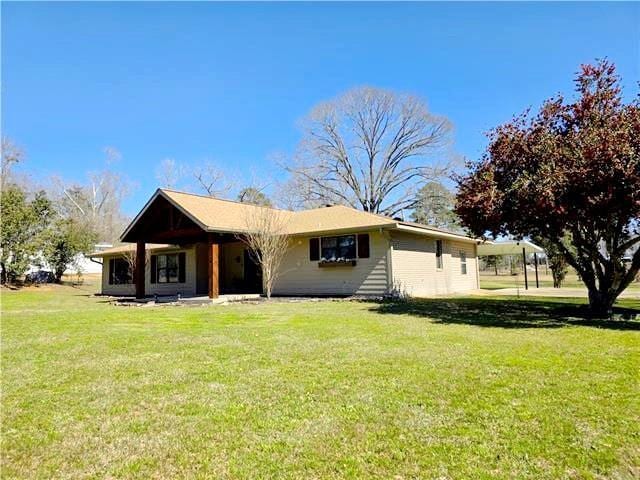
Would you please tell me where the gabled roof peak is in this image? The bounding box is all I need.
[158,188,290,212]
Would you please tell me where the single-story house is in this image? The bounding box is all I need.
[89,188,481,298]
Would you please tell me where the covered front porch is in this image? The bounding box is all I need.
[120,191,261,299]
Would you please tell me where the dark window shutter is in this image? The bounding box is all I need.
[108,258,115,285]
[358,234,370,258]
[309,238,319,261]
[178,252,186,283]
[150,255,157,284]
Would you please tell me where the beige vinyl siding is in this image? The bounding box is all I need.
[448,240,479,293]
[390,231,478,296]
[272,231,389,296]
[99,232,478,298]
[100,246,197,296]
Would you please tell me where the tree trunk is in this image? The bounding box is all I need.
[587,288,616,318]
[263,268,271,299]
[55,267,65,283]
[0,262,6,285]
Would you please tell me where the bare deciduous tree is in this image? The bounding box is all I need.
[1,137,24,190]
[54,147,132,243]
[239,207,289,299]
[273,175,324,211]
[192,161,233,197]
[237,186,272,206]
[122,247,150,283]
[286,86,453,217]
[156,158,184,189]
[103,146,122,165]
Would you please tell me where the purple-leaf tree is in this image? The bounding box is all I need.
[455,60,640,316]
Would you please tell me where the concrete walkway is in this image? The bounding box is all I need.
[472,287,640,299]
[112,293,263,306]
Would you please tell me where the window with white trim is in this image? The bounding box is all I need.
[460,251,467,275]
[436,240,443,270]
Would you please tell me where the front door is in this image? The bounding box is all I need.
[195,243,210,295]
[243,249,262,293]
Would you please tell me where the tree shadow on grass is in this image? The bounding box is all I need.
[369,297,640,331]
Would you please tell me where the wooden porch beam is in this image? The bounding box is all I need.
[146,227,205,241]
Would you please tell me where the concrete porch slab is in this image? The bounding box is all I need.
[112,293,263,306]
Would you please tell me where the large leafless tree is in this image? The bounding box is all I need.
[1,137,24,190]
[286,87,453,216]
[55,148,132,244]
[155,158,184,189]
[192,161,233,197]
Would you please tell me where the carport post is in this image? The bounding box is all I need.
[522,247,528,290]
[534,252,539,288]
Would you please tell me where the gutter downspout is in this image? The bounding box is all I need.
[88,257,104,295]
[475,242,481,290]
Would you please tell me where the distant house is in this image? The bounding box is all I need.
[89,189,480,298]
[27,243,112,277]
[67,243,113,275]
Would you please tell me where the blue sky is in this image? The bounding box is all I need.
[3,2,639,215]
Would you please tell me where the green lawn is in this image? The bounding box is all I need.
[2,284,639,479]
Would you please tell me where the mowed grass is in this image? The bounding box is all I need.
[2,284,639,479]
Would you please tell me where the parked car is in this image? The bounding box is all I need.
[25,270,56,284]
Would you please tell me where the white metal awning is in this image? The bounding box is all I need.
[477,240,544,256]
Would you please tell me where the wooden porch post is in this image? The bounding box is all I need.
[135,241,145,299]
[522,247,528,290]
[208,235,220,298]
